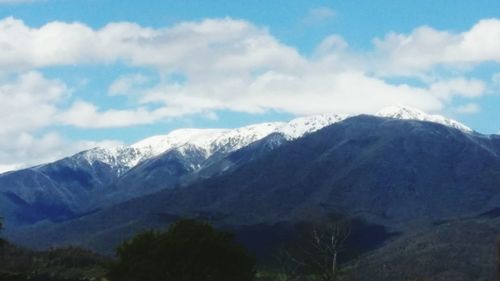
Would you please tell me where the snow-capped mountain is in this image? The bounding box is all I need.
[134,112,347,156]
[376,105,472,133]
[0,111,349,227]
[70,147,144,176]
[0,105,474,227]
[79,105,470,174]
[13,107,500,260]
[79,112,348,174]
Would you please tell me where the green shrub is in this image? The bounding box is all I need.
[108,219,256,281]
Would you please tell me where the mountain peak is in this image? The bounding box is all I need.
[76,113,348,174]
[131,128,229,156]
[59,106,473,177]
[281,113,348,139]
[376,105,472,133]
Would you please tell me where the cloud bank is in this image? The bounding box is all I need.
[0,16,498,171]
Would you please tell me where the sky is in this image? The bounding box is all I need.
[0,0,500,171]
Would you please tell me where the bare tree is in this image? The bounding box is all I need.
[306,219,350,281]
[275,248,301,281]
[280,217,351,281]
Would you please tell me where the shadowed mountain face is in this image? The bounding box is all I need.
[114,115,500,226]
[0,156,122,225]
[10,115,500,258]
[0,113,337,227]
[0,147,204,226]
[0,132,290,228]
[344,217,500,281]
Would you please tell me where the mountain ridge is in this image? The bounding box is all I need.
[0,105,477,228]
[71,105,474,175]
[10,113,500,256]
[4,107,500,281]
[0,105,473,178]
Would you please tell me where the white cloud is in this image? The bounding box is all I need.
[429,78,485,101]
[373,19,500,75]
[57,100,162,128]
[0,71,115,172]
[1,16,499,78]
[0,131,123,173]
[0,17,493,124]
[133,70,443,117]
[58,71,476,130]
[0,16,498,169]
[0,17,485,128]
[0,17,304,74]
[455,103,481,114]
[0,71,68,137]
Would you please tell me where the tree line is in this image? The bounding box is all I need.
[0,215,354,281]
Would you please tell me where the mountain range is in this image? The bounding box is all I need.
[2,105,499,281]
[0,111,346,226]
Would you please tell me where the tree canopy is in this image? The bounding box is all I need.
[108,219,256,281]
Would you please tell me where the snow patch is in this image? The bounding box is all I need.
[79,106,471,174]
[376,105,472,133]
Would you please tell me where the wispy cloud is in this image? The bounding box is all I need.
[492,72,500,86]
[0,0,38,4]
[373,19,500,76]
[108,74,151,96]
[0,131,123,173]
[302,7,336,25]
[0,16,499,168]
[0,16,493,130]
[0,71,68,137]
[455,103,481,114]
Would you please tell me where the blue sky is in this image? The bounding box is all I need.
[0,0,499,170]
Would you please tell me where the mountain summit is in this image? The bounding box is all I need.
[10,107,498,260]
[80,105,471,174]
[5,104,500,281]
[376,105,472,132]
[79,112,348,174]
[0,105,474,227]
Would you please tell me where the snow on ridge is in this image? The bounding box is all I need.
[130,113,349,159]
[376,105,472,133]
[80,113,347,171]
[78,147,144,173]
[132,128,230,156]
[208,122,284,154]
[279,113,348,140]
[80,105,472,172]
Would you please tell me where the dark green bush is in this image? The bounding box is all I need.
[108,219,256,281]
